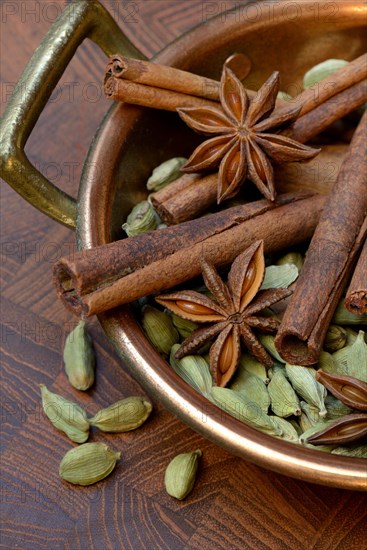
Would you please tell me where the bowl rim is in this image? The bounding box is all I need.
[77,0,367,491]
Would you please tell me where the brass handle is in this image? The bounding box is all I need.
[0,0,146,229]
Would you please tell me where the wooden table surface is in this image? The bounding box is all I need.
[1,1,366,548]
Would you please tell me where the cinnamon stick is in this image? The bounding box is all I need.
[53,193,324,317]
[345,239,367,315]
[151,145,347,225]
[57,194,288,295]
[105,54,221,100]
[287,78,367,143]
[150,173,218,224]
[274,111,367,366]
[104,77,220,111]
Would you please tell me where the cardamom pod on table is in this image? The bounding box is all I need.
[89,397,152,433]
[59,442,120,485]
[40,384,89,443]
[164,450,201,500]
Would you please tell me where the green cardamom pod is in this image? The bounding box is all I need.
[211,387,282,436]
[258,334,286,363]
[277,91,292,101]
[261,264,298,290]
[317,350,337,374]
[142,305,179,356]
[267,364,285,379]
[323,325,347,353]
[344,327,358,346]
[89,397,152,433]
[271,417,300,442]
[332,330,367,382]
[268,369,301,417]
[276,252,304,272]
[170,345,212,399]
[300,401,320,425]
[303,59,349,89]
[122,200,160,236]
[171,313,198,340]
[230,370,270,414]
[164,449,201,500]
[238,353,269,384]
[299,412,313,433]
[147,157,187,191]
[59,442,120,485]
[332,300,367,325]
[63,321,95,391]
[40,384,89,443]
[326,348,348,376]
[331,445,367,458]
[285,364,327,417]
[345,330,367,382]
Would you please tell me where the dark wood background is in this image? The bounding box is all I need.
[1,1,366,548]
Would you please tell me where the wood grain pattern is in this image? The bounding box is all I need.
[1,1,367,549]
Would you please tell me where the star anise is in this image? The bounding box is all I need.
[177,67,320,203]
[155,240,291,387]
[307,370,367,446]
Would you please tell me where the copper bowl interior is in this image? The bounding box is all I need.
[77,2,367,490]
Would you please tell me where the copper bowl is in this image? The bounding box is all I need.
[2,0,367,490]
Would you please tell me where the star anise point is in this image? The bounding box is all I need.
[177,66,320,202]
[156,240,292,387]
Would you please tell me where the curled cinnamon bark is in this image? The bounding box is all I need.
[345,239,367,315]
[151,145,347,225]
[105,55,222,100]
[150,173,218,224]
[274,111,367,366]
[104,77,219,111]
[53,193,324,318]
[287,79,367,143]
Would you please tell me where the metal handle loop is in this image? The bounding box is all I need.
[0,0,146,228]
